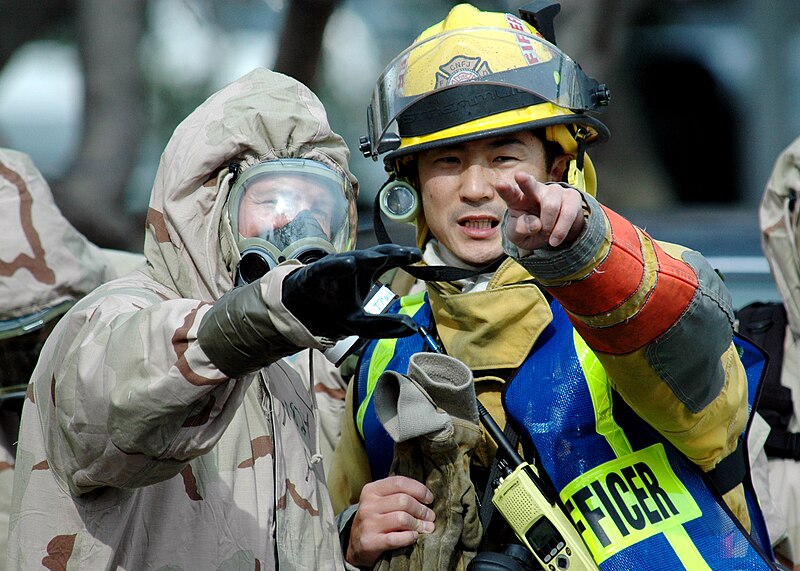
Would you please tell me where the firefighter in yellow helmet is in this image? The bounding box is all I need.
[329,3,778,570]
[361,0,608,253]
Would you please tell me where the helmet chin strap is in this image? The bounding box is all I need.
[566,127,589,193]
[567,162,586,193]
[372,178,506,283]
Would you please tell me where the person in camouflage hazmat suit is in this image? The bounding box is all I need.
[757,134,800,565]
[7,68,420,569]
[0,148,143,571]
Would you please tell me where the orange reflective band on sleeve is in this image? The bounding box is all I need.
[546,206,699,354]
[548,207,647,315]
[571,252,697,355]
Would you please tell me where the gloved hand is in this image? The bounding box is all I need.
[282,244,421,339]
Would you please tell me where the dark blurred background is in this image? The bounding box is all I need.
[1,0,798,306]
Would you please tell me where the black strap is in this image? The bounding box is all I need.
[401,258,506,282]
[478,422,519,551]
[372,181,400,247]
[735,301,800,460]
[736,302,791,429]
[706,437,747,495]
[764,428,800,461]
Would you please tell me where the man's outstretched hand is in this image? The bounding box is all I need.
[282,244,422,339]
[496,173,586,251]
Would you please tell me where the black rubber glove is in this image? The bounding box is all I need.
[282,244,422,339]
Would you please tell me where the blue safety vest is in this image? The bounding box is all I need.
[354,292,777,570]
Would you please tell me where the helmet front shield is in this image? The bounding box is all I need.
[361,27,609,160]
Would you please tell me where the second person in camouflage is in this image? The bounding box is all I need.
[8,68,419,570]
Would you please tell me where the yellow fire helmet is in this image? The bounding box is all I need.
[359,2,610,200]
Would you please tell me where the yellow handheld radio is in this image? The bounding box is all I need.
[477,402,599,571]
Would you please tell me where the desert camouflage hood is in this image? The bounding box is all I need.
[144,67,358,301]
[0,148,113,324]
[760,136,800,336]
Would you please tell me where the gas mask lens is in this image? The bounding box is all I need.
[228,159,356,284]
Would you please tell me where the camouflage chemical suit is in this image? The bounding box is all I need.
[759,134,800,563]
[0,148,143,571]
[8,69,355,570]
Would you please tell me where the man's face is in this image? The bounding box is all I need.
[417,132,563,266]
[238,174,337,240]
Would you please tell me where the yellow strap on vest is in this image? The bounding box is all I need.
[570,331,710,570]
[356,291,426,438]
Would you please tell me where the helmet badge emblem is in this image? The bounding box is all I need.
[435,56,493,88]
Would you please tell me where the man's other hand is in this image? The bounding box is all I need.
[346,476,436,568]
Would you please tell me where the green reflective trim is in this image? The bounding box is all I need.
[574,331,631,454]
[665,528,712,571]
[571,331,710,570]
[356,338,399,437]
[561,443,703,563]
[356,291,426,438]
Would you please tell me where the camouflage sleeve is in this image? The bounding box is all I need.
[506,193,749,472]
[38,269,303,496]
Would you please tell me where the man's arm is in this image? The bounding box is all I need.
[39,278,264,496]
[497,174,748,473]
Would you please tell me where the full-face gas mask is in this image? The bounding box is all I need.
[226,158,356,286]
